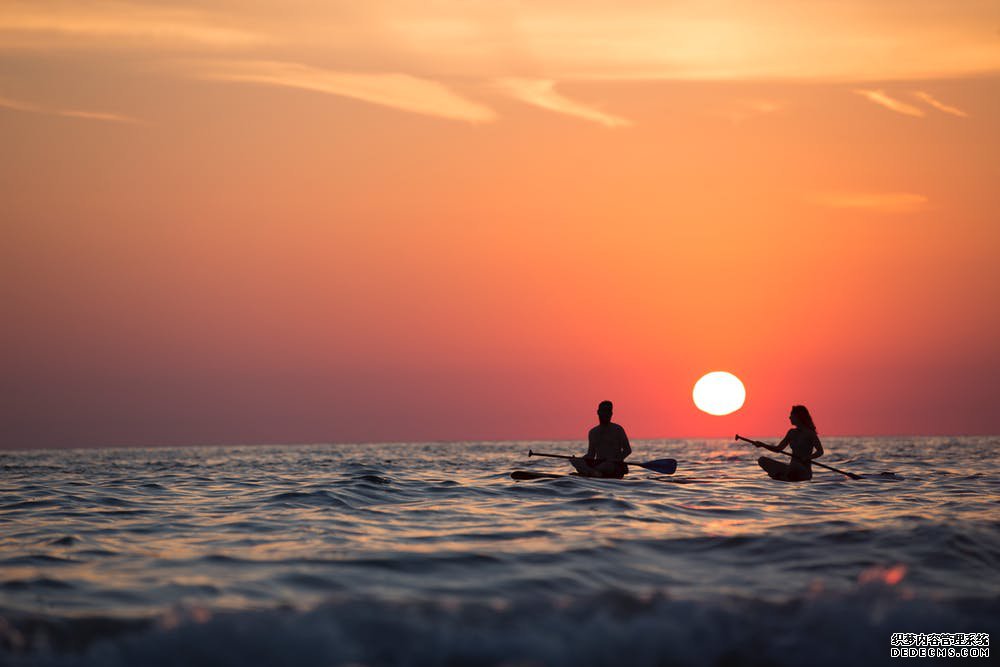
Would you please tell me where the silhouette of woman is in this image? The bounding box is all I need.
[757,405,824,481]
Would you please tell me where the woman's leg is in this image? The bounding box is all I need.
[758,456,790,480]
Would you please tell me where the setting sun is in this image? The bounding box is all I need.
[693,372,746,416]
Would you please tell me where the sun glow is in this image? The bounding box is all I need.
[692,372,746,416]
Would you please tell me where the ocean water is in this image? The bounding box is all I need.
[0,438,997,666]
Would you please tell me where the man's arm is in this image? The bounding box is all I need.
[620,427,632,460]
[585,428,597,459]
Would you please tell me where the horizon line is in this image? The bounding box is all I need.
[4,432,996,454]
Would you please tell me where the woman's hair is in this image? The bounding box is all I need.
[791,405,818,433]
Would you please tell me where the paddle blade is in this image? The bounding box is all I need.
[636,458,677,475]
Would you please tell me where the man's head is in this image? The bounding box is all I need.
[597,400,613,424]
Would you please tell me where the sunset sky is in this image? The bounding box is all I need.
[3,1,999,448]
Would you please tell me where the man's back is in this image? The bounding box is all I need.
[587,423,630,461]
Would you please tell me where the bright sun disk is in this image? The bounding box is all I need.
[693,372,746,416]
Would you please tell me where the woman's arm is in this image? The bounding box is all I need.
[812,437,824,459]
[774,429,794,452]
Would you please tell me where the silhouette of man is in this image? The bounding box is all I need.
[572,400,632,478]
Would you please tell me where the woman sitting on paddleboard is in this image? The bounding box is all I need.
[757,405,824,481]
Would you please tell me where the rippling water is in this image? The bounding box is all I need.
[1,438,997,666]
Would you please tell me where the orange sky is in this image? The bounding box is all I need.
[2,1,999,448]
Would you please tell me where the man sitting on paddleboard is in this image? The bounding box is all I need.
[572,400,632,478]
[757,405,824,481]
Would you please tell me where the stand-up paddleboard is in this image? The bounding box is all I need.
[526,450,677,475]
[736,434,867,480]
[510,470,569,480]
[509,470,705,482]
[757,455,904,481]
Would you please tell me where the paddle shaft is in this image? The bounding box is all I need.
[527,450,674,474]
[734,434,862,480]
[529,451,606,463]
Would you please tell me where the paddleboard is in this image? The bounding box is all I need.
[510,471,567,480]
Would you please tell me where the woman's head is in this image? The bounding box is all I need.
[790,405,817,432]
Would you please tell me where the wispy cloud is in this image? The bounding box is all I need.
[913,91,969,117]
[388,3,1000,82]
[193,60,496,123]
[0,2,265,48]
[2,3,999,83]
[715,98,785,124]
[56,109,140,123]
[854,90,925,117]
[0,96,35,113]
[495,79,630,128]
[0,95,140,124]
[809,192,928,213]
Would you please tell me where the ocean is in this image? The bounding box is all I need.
[1,438,997,666]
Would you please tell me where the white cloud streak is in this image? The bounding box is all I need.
[5,2,996,81]
[495,79,630,127]
[715,98,785,124]
[0,95,140,124]
[0,2,992,130]
[193,60,497,123]
[854,90,925,117]
[913,91,969,117]
[0,2,265,48]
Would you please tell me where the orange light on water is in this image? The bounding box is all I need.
[858,564,908,586]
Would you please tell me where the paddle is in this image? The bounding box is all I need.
[527,450,677,475]
[734,434,863,480]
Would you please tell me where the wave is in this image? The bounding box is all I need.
[262,491,353,509]
[1,586,994,667]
